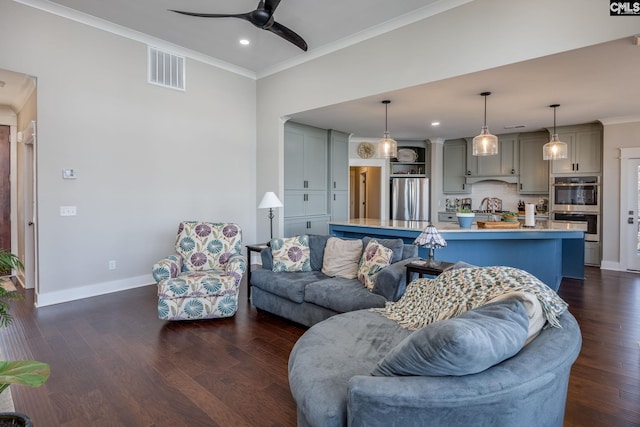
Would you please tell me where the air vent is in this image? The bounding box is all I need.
[148,46,185,91]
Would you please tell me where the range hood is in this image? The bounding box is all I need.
[465,175,519,184]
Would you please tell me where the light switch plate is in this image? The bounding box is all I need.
[62,169,77,179]
[60,206,77,216]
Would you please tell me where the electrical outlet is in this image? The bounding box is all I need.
[108,260,116,270]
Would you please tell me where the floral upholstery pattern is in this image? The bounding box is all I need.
[270,235,311,272]
[153,222,246,320]
[357,239,393,290]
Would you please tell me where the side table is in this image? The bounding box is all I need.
[246,243,268,300]
[406,260,455,286]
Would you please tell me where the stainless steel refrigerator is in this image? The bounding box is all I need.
[390,178,430,221]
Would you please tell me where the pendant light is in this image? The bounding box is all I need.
[472,92,499,156]
[543,104,568,160]
[377,100,397,158]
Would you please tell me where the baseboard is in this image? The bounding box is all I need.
[34,274,154,307]
[600,260,622,271]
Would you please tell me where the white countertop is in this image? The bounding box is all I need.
[329,218,586,233]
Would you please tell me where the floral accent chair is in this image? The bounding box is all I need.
[153,222,246,320]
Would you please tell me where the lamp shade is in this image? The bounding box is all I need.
[543,104,568,160]
[472,91,498,156]
[258,192,283,209]
[414,224,447,249]
[377,100,398,158]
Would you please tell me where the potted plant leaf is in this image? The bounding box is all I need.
[0,250,49,427]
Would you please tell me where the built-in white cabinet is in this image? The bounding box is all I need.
[465,135,518,180]
[550,124,602,174]
[518,131,550,194]
[443,139,470,194]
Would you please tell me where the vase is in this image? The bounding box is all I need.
[456,212,475,229]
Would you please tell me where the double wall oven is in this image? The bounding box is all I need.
[550,175,600,243]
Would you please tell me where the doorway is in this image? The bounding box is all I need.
[349,166,381,219]
[0,126,10,254]
[625,157,640,271]
[620,148,640,272]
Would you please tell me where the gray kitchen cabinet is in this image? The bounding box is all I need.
[284,215,330,237]
[284,122,328,191]
[550,124,602,174]
[329,130,349,222]
[331,191,349,222]
[329,130,349,191]
[443,139,470,194]
[518,131,549,194]
[465,135,518,181]
[284,190,328,217]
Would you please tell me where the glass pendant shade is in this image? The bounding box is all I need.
[377,100,398,158]
[377,131,398,158]
[472,92,498,156]
[543,134,568,160]
[472,127,499,156]
[543,104,569,160]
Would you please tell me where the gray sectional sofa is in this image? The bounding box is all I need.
[289,303,582,427]
[250,235,418,327]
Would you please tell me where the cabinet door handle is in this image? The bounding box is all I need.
[333,194,336,201]
[520,183,523,190]
[306,221,311,229]
[576,163,579,171]
[303,180,308,188]
[462,184,465,190]
[303,194,308,201]
[511,168,515,175]
[333,181,336,189]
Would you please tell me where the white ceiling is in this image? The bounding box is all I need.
[1,0,639,141]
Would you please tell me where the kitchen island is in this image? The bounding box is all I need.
[329,219,585,291]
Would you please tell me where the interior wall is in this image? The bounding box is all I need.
[256,0,639,240]
[601,121,640,270]
[0,0,256,305]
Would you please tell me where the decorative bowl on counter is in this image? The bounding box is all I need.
[501,212,519,222]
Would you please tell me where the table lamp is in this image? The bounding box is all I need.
[258,191,284,239]
[413,224,447,266]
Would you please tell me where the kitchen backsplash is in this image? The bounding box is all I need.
[441,181,548,213]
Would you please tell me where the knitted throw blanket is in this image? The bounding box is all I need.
[374,266,568,330]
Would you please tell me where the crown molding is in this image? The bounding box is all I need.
[12,0,257,79]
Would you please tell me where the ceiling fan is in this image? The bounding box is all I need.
[170,0,308,51]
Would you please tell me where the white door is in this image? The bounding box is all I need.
[626,158,640,271]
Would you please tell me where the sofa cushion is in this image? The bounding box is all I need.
[270,235,312,272]
[362,237,404,264]
[371,299,529,377]
[309,235,331,271]
[251,269,327,304]
[304,278,387,312]
[322,237,363,279]
[358,240,393,291]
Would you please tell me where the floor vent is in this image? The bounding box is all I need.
[148,46,185,91]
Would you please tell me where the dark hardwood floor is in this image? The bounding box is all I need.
[1,266,639,426]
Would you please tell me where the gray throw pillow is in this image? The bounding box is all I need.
[371,299,529,377]
[362,237,404,264]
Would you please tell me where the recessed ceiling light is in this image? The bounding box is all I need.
[239,39,250,46]
[431,121,440,126]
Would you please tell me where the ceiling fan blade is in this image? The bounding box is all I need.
[170,10,251,21]
[267,21,308,51]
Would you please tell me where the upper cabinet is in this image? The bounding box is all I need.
[443,139,470,194]
[550,123,602,174]
[329,130,349,221]
[465,134,519,183]
[390,141,429,177]
[518,131,549,194]
[285,122,328,191]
